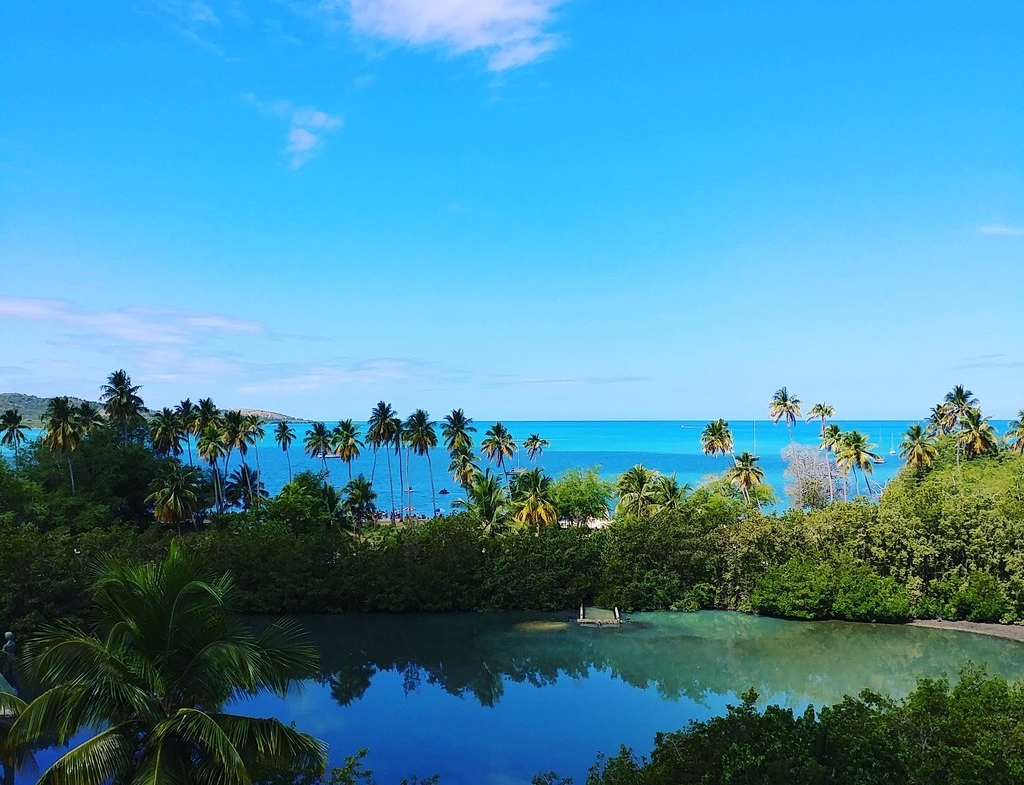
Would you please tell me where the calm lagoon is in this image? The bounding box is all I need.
[231,611,1024,785]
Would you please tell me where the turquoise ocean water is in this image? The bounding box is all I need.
[8,419,932,512]
[242,418,919,513]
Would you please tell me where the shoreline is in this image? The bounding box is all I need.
[906,618,1024,643]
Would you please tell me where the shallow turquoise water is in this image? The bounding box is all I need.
[230,611,1024,785]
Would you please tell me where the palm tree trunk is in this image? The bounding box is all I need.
[67,454,76,494]
[371,447,378,483]
[396,442,405,521]
[286,448,292,482]
[427,449,436,517]
[406,449,413,518]
[386,448,396,520]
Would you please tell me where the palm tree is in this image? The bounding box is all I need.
[342,474,377,539]
[805,403,835,437]
[448,443,479,489]
[769,387,802,439]
[726,452,765,506]
[1006,411,1024,456]
[615,464,659,518]
[176,398,199,467]
[225,465,268,511]
[197,424,227,510]
[481,423,517,480]
[146,462,200,534]
[304,422,334,477]
[40,396,82,493]
[332,419,364,480]
[652,474,690,513]
[943,384,979,430]
[926,403,957,436]
[522,434,550,464]
[149,407,185,458]
[196,397,220,434]
[900,424,938,473]
[275,421,296,481]
[835,431,880,498]
[404,409,438,516]
[99,368,145,443]
[0,409,29,462]
[958,406,1000,459]
[454,469,507,534]
[441,409,476,453]
[222,410,256,498]
[367,402,400,518]
[510,468,557,530]
[8,543,326,784]
[245,414,266,474]
[76,402,105,435]
[819,423,844,501]
[700,419,734,461]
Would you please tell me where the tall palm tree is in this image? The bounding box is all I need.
[820,423,845,501]
[403,409,438,517]
[615,465,659,518]
[835,431,880,498]
[726,452,765,506]
[146,462,200,534]
[99,368,145,444]
[40,396,82,493]
[481,423,517,481]
[176,398,199,467]
[448,443,479,488]
[958,406,1000,459]
[700,419,734,461]
[805,402,835,437]
[149,407,185,458]
[303,422,334,477]
[943,384,979,430]
[510,468,557,530]
[769,387,802,439]
[332,419,364,480]
[196,397,220,435]
[221,410,255,498]
[441,409,476,453]
[1006,411,1024,456]
[197,424,227,510]
[454,469,507,534]
[274,421,296,482]
[225,465,268,511]
[8,543,326,784]
[926,403,957,437]
[367,401,401,517]
[245,414,266,474]
[0,409,29,462]
[76,402,105,435]
[900,424,938,473]
[342,474,377,539]
[522,434,550,464]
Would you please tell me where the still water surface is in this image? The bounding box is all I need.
[232,611,1024,785]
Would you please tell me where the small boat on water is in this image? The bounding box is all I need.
[438,488,450,495]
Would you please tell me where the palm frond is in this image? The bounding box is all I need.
[37,723,135,785]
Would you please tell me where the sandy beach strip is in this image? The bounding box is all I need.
[906,619,1024,643]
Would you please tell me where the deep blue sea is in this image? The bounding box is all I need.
[210,418,917,513]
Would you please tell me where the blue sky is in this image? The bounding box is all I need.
[2,1,1022,420]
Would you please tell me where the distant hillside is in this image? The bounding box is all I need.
[0,393,304,427]
[0,392,103,428]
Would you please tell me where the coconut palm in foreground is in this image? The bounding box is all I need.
[726,452,764,506]
[522,433,550,464]
[805,402,835,437]
[0,409,29,462]
[99,368,145,444]
[8,543,326,785]
[700,419,734,461]
[769,387,802,439]
[900,424,938,473]
[274,421,296,482]
[441,409,476,453]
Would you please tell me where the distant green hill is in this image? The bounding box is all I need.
[0,393,304,428]
[0,392,103,428]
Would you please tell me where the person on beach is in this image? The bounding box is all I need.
[1,630,16,691]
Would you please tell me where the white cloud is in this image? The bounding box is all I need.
[0,296,264,346]
[244,95,342,168]
[343,0,566,71]
[979,224,1024,236]
[189,1,220,24]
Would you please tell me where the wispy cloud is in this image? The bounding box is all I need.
[244,94,342,168]
[979,224,1024,236]
[341,0,567,71]
[239,358,438,395]
[0,295,264,346]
